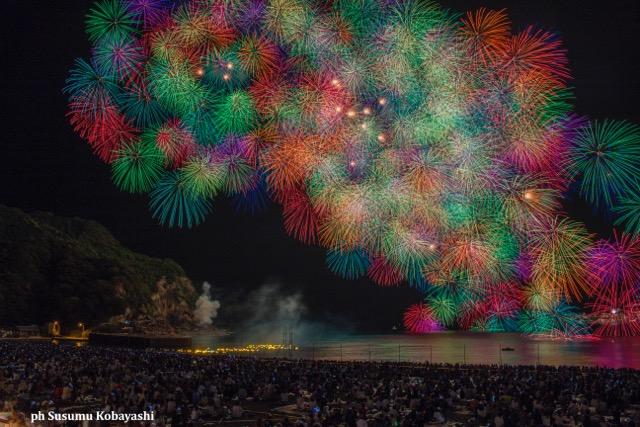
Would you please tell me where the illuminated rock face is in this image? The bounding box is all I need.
[0,205,194,328]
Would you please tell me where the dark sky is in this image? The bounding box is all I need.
[2,1,639,332]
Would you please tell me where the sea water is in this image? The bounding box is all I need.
[192,332,640,369]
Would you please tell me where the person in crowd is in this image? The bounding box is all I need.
[1,342,639,426]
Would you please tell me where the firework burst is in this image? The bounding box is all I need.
[403,303,443,334]
[66,0,640,335]
[569,120,640,208]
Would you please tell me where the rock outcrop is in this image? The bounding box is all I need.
[0,205,197,331]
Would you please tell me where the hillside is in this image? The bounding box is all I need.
[0,205,196,328]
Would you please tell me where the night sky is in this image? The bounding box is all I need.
[2,1,640,331]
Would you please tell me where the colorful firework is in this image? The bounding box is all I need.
[326,247,371,280]
[548,303,591,336]
[586,233,640,336]
[587,233,640,296]
[149,171,212,228]
[66,0,640,335]
[615,190,640,237]
[588,298,640,337]
[569,120,640,208]
[519,303,590,335]
[403,303,442,334]
[426,291,458,327]
[112,139,165,193]
[529,218,593,302]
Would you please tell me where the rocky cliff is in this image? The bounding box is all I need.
[0,205,197,330]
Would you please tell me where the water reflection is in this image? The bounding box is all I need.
[192,332,640,369]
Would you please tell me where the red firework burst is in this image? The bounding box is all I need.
[282,187,319,245]
[403,303,443,334]
[67,99,138,163]
[589,297,640,337]
[368,256,404,287]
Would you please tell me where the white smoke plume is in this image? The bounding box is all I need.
[194,282,221,326]
[236,283,309,342]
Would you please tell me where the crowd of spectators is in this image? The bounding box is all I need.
[1,341,639,426]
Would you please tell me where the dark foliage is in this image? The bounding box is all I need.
[0,205,189,327]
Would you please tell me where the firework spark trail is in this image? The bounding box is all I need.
[66,0,640,336]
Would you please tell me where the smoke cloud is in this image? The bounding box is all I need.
[237,283,306,342]
[194,282,221,327]
[250,283,306,323]
[234,282,350,344]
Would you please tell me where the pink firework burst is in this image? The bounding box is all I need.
[403,303,443,334]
